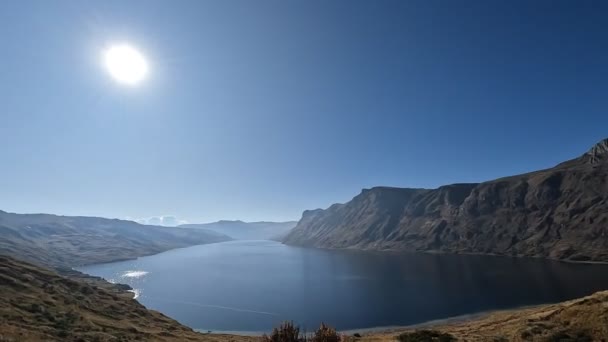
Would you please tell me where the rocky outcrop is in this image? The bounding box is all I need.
[283,139,608,262]
[584,138,608,164]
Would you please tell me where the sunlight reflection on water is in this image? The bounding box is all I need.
[121,270,149,278]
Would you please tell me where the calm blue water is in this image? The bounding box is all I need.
[78,240,608,333]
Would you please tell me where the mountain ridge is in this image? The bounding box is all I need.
[283,138,608,262]
[0,210,231,269]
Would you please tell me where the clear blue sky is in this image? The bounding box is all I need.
[1,0,607,223]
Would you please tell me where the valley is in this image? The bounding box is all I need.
[4,0,608,339]
[3,140,608,340]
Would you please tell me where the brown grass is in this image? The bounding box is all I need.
[363,291,608,341]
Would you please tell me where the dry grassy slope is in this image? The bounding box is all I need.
[0,255,257,342]
[366,290,608,341]
[0,211,231,268]
[284,139,608,262]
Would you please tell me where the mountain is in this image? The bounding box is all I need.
[284,138,608,262]
[180,220,297,240]
[0,210,231,268]
[0,255,255,342]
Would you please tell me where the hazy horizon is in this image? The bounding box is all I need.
[2,0,607,223]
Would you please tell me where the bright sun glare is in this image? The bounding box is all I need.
[103,44,149,85]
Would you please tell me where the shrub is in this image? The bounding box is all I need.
[263,321,301,342]
[397,330,456,342]
[313,323,340,342]
[520,330,532,339]
[547,330,593,342]
[81,285,94,295]
[263,321,342,342]
[28,303,41,313]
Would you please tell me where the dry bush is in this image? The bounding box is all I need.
[312,323,340,342]
[263,321,342,342]
[263,321,301,342]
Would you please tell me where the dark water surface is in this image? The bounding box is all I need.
[78,240,608,333]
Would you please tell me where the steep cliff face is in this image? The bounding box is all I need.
[583,138,608,164]
[283,139,608,262]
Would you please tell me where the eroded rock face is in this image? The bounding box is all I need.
[584,138,608,164]
[283,139,608,262]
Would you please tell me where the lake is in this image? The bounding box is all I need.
[78,240,608,334]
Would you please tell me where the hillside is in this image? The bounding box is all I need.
[0,211,231,268]
[284,138,608,262]
[180,220,297,240]
[0,255,256,342]
[367,290,608,341]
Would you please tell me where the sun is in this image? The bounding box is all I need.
[103,44,149,86]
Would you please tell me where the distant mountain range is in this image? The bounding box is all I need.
[284,138,608,262]
[0,210,231,268]
[180,220,297,240]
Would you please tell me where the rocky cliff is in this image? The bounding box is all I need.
[283,139,608,262]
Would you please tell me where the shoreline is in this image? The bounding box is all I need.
[73,241,608,339]
[75,241,608,338]
[192,302,547,337]
[77,238,608,269]
[282,242,608,266]
[72,240,235,268]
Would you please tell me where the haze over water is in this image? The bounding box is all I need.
[78,241,608,333]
